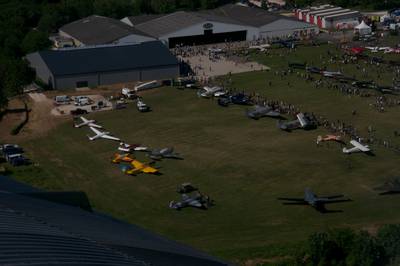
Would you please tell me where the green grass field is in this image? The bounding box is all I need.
[10,43,400,263]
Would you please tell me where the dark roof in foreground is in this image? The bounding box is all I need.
[0,175,230,266]
[32,41,178,76]
[60,15,153,45]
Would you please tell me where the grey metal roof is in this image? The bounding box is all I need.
[0,178,230,266]
[60,15,153,45]
[124,14,165,26]
[134,10,247,38]
[203,4,283,27]
[32,41,178,76]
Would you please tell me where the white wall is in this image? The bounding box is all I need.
[159,21,259,42]
[323,17,359,29]
[259,19,319,38]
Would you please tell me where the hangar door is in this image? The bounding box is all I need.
[168,30,247,48]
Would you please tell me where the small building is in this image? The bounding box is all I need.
[59,15,155,47]
[295,5,361,29]
[26,41,179,90]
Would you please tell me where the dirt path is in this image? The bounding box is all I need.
[0,93,69,143]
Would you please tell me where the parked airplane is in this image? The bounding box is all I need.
[118,142,148,153]
[111,153,135,164]
[316,135,344,145]
[365,46,390,53]
[74,116,102,128]
[248,43,271,52]
[169,191,213,210]
[246,105,280,119]
[88,127,120,141]
[278,188,351,213]
[197,86,226,98]
[125,160,159,175]
[322,71,343,78]
[342,140,371,154]
[374,178,400,195]
[147,147,182,160]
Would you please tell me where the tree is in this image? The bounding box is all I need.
[261,0,268,9]
[377,224,400,261]
[21,30,51,54]
[346,231,383,266]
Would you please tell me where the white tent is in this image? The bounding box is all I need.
[354,21,372,35]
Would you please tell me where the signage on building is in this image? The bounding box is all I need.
[203,23,213,29]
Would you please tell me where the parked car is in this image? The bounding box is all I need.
[70,108,88,115]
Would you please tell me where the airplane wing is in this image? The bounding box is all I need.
[89,126,102,135]
[142,166,158,173]
[81,116,88,123]
[88,123,102,129]
[188,201,202,208]
[350,140,370,152]
[320,199,351,204]
[296,113,308,127]
[101,134,120,141]
[131,160,143,169]
[277,197,305,201]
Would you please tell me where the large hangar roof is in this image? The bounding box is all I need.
[203,4,283,27]
[31,41,178,76]
[134,10,246,38]
[0,175,230,266]
[60,15,153,45]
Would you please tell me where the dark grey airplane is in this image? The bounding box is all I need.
[169,191,213,210]
[278,188,351,213]
[147,147,182,160]
[374,178,400,195]
[246,105,281,120]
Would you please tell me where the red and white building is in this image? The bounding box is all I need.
[295,5,361,29]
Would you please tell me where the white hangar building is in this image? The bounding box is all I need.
[121,4,318,47]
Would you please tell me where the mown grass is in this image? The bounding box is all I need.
[9,43,400,263]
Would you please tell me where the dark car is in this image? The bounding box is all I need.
[70,108,88,116]
[9,155,30,166]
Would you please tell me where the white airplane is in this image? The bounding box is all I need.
[197,86,226,98]
[248,44,271,52]
[342,140,371,154]
[322,71,342,77]
[365,46,390,53]
[118,142,148,152]
[88,127,120,141]
[74,116,102,128]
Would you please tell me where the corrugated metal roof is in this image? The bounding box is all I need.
[203,4,283,27]
[30,41,178,76]
[324,11,360,20]
[60,15,154,45]
[0,178,231,266]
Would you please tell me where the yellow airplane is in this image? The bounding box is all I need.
[112,153,135,164]
[125,160,159,175]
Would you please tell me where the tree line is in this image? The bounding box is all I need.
[278,224,400,265]
[0,0,233,109]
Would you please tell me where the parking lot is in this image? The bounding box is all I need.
[51,94,113,116]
